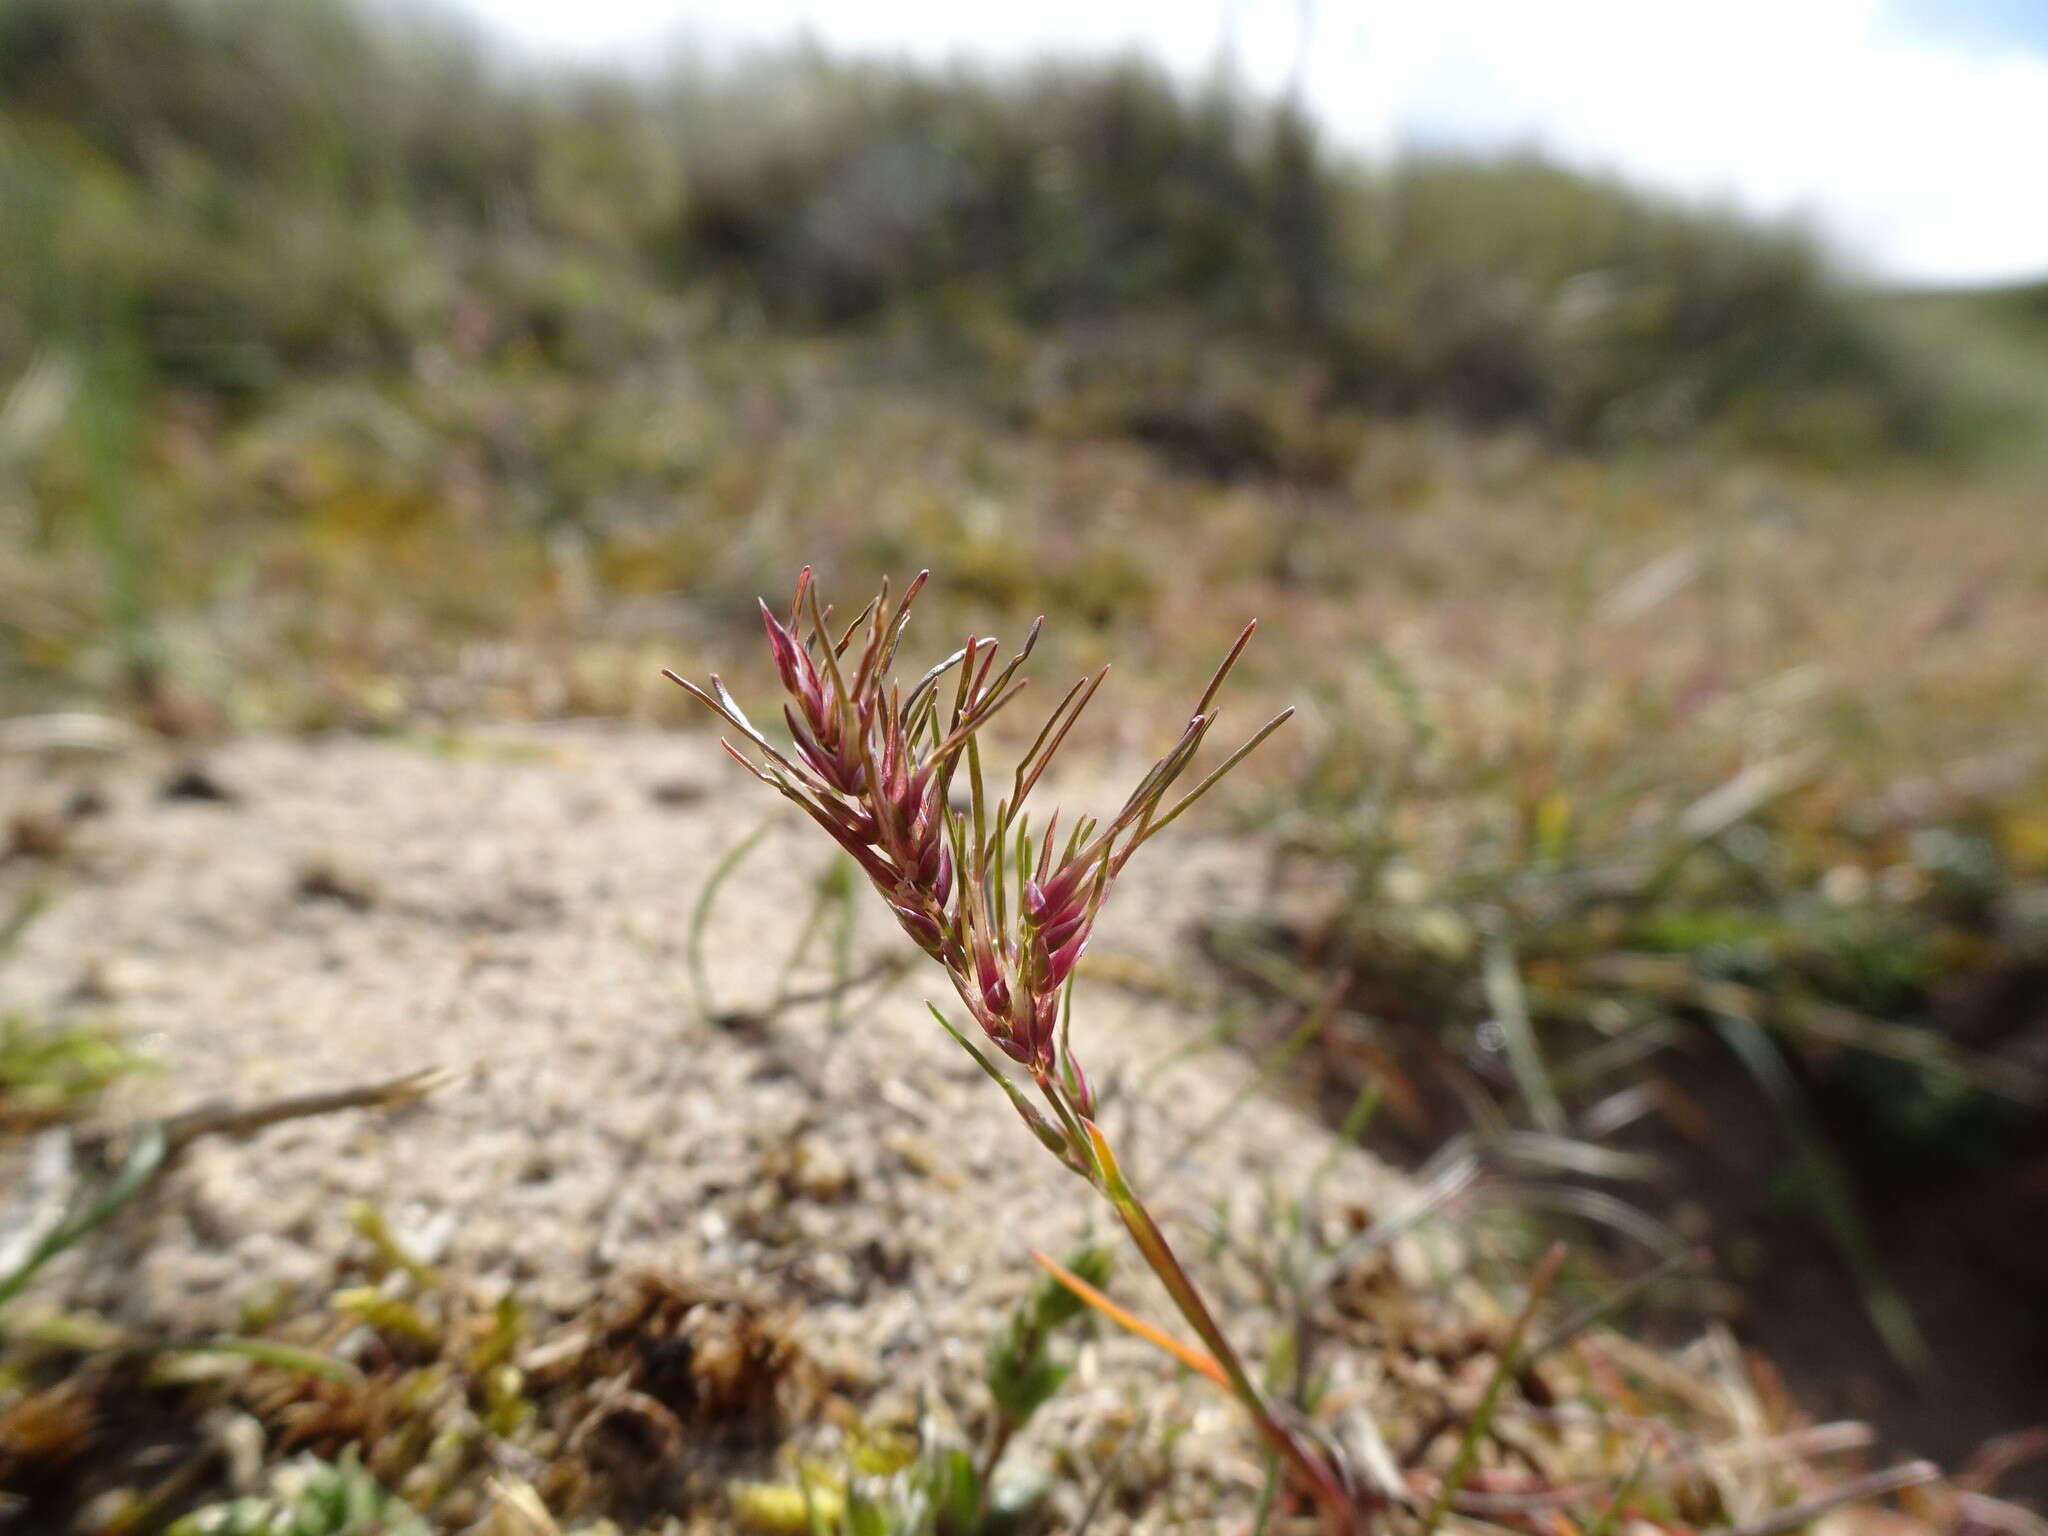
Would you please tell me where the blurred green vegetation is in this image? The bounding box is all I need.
[0,0,2001,453]
[1866,279,2048,469]
[167,1452,430,1536]
[1,0,2036,729]
[0,892,151,1138]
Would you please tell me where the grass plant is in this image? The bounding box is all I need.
[728,1246,1114,1536]
[669,568,1366,1530]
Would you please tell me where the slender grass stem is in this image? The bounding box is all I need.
[1080,1121,1359,1533]
[687,817,775,1026]
[1420,1243,1566,1536]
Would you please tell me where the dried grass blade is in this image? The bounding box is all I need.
[1483,932,1565,1135]
[1714,1461,1940,1536]
[1419,1243,1566,1536]
[1028,1248,1229,1388]
[1583,1443,1654,1536]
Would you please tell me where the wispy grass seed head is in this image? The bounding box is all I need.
[669,570,1381,1531]
[666,567,1290,1088]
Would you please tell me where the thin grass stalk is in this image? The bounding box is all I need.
[1712,1013,1928,1374]
[1249,1453,1282,1536]
[687,817,776,1025]
[1717,1462,1941,1536]
[0,1121,166,1309]
[1481,930,1564,1135]
[1164,973,1346,1169]
[1581,1443,1652,1536]
[1419,1242,1566,1536]
[1524,1247,1696,1365]
[1078,1123,1359,1532]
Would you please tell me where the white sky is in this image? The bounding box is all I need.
[445,0,2048,287]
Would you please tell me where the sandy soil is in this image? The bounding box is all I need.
[1,723,1421,1524]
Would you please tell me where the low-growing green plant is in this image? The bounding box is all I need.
[0,1118,165,1312]
[0,890,164,1309]
[669,568,1365,1531]
[166,1449,428,1536]
[979,1244,1111,1484]
[730,1246,1113,1536]
[0,1012,150,1135]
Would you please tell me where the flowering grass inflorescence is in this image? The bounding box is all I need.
[664,565,1289,1126]
[668,568,1370,1530]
